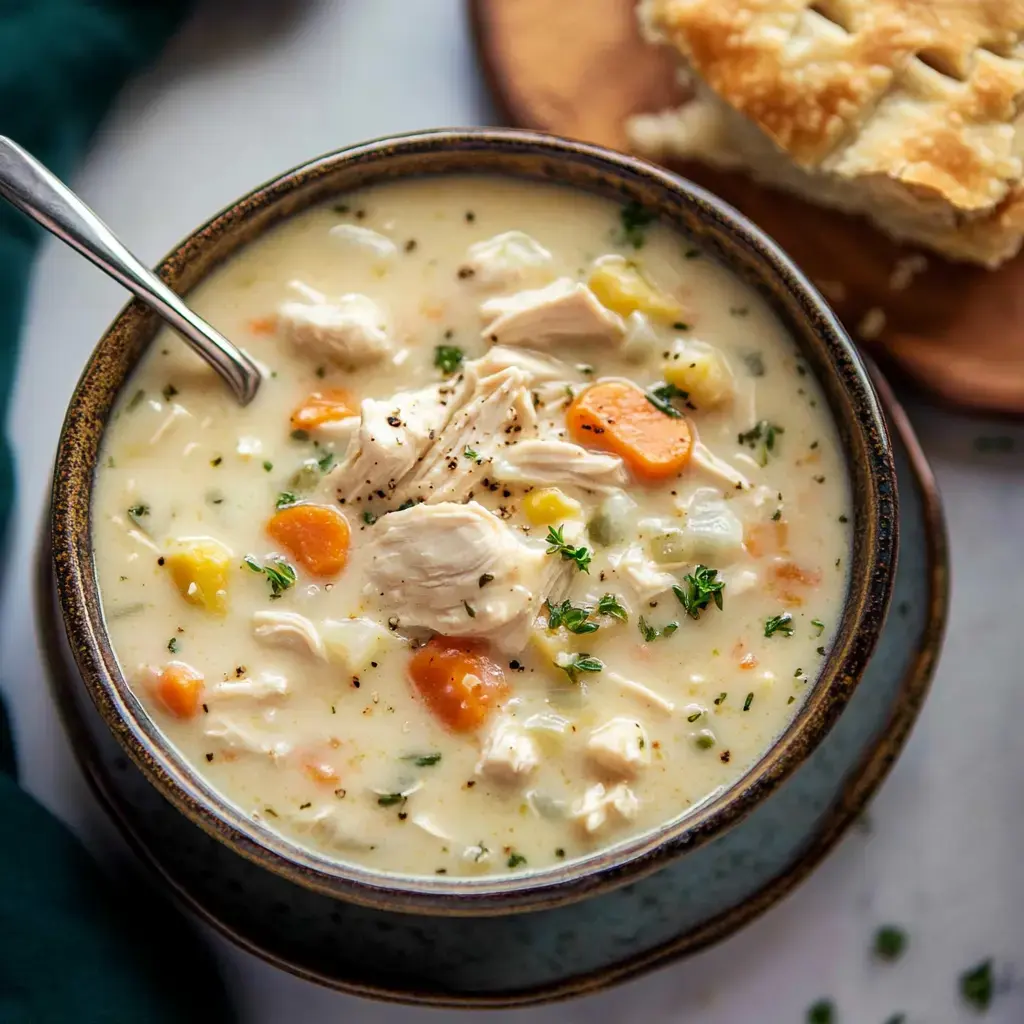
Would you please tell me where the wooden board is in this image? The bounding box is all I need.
[470,0,1024,416]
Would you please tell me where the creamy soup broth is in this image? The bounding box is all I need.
[93,176,850,877]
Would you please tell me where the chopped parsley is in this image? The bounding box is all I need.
[463,446,481,462]
[713,692,727,705]
[873,925,907,962]
[463,600,476,619]
[618,200,655,248]
[126,389,146,411]
[376,793,405,807]
[243,555,297,598]
[738,419,785,466]
[772,508,782,521]
[596,593,628,622]
[275,492,298,509]
[434,344,464,375]
[686,709,704,723]
[811,618,825,636]
[479,573,494,587]
[638,615,679,642]
[545,525,591,573]
[806,1001,834,1024]
[557,652,603,683]
[290,429,309,442]
[743,692,754,711]
[506,851,527,869]
[317,450,335,473]
[162,383,178,401]
[402,752,442,767]
[764,612,794,638]
[645,381,688,418]
[362,510,377,525]
[960,959,993,1012]
[546,599,599,635]
[673,564,725,619]
[127,503,150,526]
[167,637,178,654]
[262,460,273,472]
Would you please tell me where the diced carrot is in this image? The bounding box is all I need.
[739,653,758,670]
[154,662,204,719]
[408,637,508,732]
[266,504,350,577]
[248,316,278,335]
[304,759,341,786]
[289,388,358,432]
[745,520,790,558]
[771,561,822,607]
[566,381,693,482]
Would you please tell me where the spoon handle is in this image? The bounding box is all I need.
[0,136,261,406]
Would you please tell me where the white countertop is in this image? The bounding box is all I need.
[2,2,1021,1021]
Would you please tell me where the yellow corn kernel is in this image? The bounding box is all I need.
[588,255,682,322]
[164,537,232,615]
[663,340,735,408]
[522,487,583,526]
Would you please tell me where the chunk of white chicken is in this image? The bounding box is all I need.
[692,441,751,491]
[211,673,290,701]
[365,500,575,652]
[605,670,676,715]
[320,617,402,673]
[329,376,471,505]
[204,716,292,762]
[461,231,553,290]
[328,223,398,265]
[395,367,537,506]
[288,806,379,852]
[570,782,640,835]
[279,293,392,368]
[476,715,540,783]
[491,439,627,495]
[252,611,326,660]
[480,278,625,348]
[466,345,576,384]
[587,718,651,777]
[606,543,678,603]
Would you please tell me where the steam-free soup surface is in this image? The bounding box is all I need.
[93,176,850,877]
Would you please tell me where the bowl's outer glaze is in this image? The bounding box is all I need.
[38,370,944,1007]
[50,129,898,915]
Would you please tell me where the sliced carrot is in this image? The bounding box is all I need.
[289,388,358,432]
[266,504,350,577]
[771,561,822,607]
[745,520,790,558]
[566,381,693,482]
[248,315,278,335]
[739,652,758,670]
[408,637,508,732]
[154,662,204,719]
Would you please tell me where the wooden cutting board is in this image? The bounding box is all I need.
[470,0,1024,416]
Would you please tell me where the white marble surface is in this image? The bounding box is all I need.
[2,2,1022,1021]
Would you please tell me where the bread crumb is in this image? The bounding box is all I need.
[888,254,929,291]
[857,307,887,340]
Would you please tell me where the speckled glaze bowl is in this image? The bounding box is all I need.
[51,128,898,917]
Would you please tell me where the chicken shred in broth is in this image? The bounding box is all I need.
[93,176,851,876]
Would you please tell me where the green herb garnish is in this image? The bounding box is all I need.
[645,382,688,418]
[362,510,377,525]
[507,852,527,869]
[811,618,825,636]
[402,753,442,767]
[434,344,464,375]
[686,709,703,723]
[317,450,335,473]
[557,653,603,683]
[479,573,494,587]
[463,446,481,462]
[127,389,146,411]
[673,564,725,620]
[546,599,599,635]
[596,593,628,622]
[243,555,297,599]
[127,503,150,526]
[714,692,727,705]
[873,926,907,963]
[960,959,993,1012]
[806,1001,834,1024]
[764,612,794,638]
[738,419,785,466]
[463,600,476,619]
[275,492,298,509]
[167,637,178,654]
[618,201,655,248]
[743,692,754,711]
[545,525,591,573]
[162,383,178,401]
[638,615,678,642]
[262,460,273,472]
[376,793,405,807]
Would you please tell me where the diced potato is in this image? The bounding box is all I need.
[320,617,399,673]
[663,339,735,408]
[164,537,232,614]
[522,487,583,526]
[588,255,682,323]
[588,491,637,547]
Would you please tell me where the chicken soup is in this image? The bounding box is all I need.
[93,176,851,877]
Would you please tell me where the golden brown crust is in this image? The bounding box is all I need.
[646,0,1024,228]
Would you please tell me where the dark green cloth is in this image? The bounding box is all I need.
[1,2,237,1021]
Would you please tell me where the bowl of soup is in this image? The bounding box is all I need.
[52,129,896,914]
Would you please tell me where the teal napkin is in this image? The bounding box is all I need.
[0,3,237,1021]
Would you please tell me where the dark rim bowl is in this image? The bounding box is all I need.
[51,128,898,917]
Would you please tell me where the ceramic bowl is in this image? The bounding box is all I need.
[51,128,898,916]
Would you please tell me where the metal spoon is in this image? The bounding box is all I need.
[0,136,261,406]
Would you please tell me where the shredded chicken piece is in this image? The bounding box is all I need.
[476,716,540,783]
[587,718,651,777]
[606,544,678,603]
[211,673,290,701]
[570,781,639,834]
[251,611,326,660]
[204,717,292,762]
[692,441,751,490]
[328,224,398,264]
[466,345,577,383]
[364,500,575,652]
[288,806,379,851]
[279,293,392,368]
[605,670,675,715]
[492,439,627,494]
[480,278,625,348]
[462,231,553,290]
